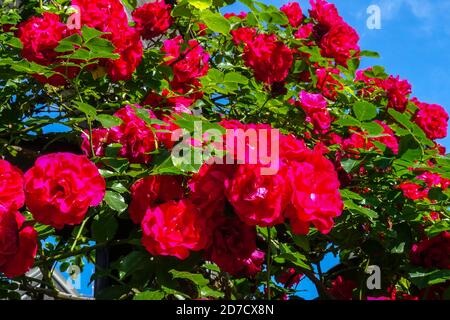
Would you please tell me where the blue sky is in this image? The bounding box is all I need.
[223,0,450,299]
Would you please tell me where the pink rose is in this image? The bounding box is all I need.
[24,153,106,229]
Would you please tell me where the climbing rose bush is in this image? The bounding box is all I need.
[0,0,448,301]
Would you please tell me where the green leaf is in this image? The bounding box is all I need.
[361,122,384,136]
[200,10,231,34]
[134,291,165,300]
[91,212,118,242]
[74,101,97,119]
[81,25,107,42]
[409,268,450,289]
[360,50,380,58]
[353,101,378,121]
[117,251,150,278]
[188,0,212,10]
[334,115,361,127]
[224,71,248,84]
[169,270,209,287]
[121,0,137,11]
[200,287,224,298]
[104,190,128,213]
[96,114,123,128]
[344,200,378,219]
[341,158,362,174]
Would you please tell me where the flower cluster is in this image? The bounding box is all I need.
[132,1,173,40]
[232,30,293,85]
[17,13,79,86]
[412,99,449,140]
[73,0,143,81]
[1,153,104,278]
[399,171,450,201]
[82,105,157,164]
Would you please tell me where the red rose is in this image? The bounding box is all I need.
[17,13,79,86]
[280,2,303,28]
[276,267,303,288]
[111,105,158,164]
[226,164,290,227]
[309,0,343,36]
[327,276,357,300]
[284,147,343,234]
[73,0,143,81]
[72,0,128,32]
[231,27,257,46]
[0,207,38,278]
[399,182,428,200]
[383,75,412,112]
[143,90,194,115]
[163,36,210,94]
[141,199,208,259]
[24,153,106,229]
[224,12,247,20]
[294,23,314,39]
[105,27,143,81]
[319,23,360,66]
[189,163,237,220]
[297,90,331,134]
[410,232,450,269]
[413,99,449,140]
[356,69,412,112]
[132,1,173,40]
[129,175,184,224]
[315,67,343,100]
[240,33,293,85]
[0,160,25,212]
[205,216,264,277]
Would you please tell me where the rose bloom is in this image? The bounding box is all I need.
[129,175,184,224]
[163,36,210,93]
[294,23,314,40]
[17,12,79,86]
[81,105,157,163]
[141,199,208,259]
[276,267,303,288]
[327,276,357,300]
[309,0,344,37]
[224,12,247,20]
[105,27,143,82]
[297,90,331,134]
[410,232,450,269]
[24,153,106,229]
[205,216,264,277]
[0,206,38,278]
[413,99,449,140]
[0,160,25,212]
[315,67,342,100]
[226,164,290,227]
[280,2,303,28]
[73,0,143,81]
[399,182,428,200]
[143,89,193,115]
[356,69,412,112]
[319,22,360,66]
[239,33,293,85]
[231,27,257,46]
[189,163,237,220]
[283,142,343,235]
[111,105,157,164]
[132,1,173,40]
